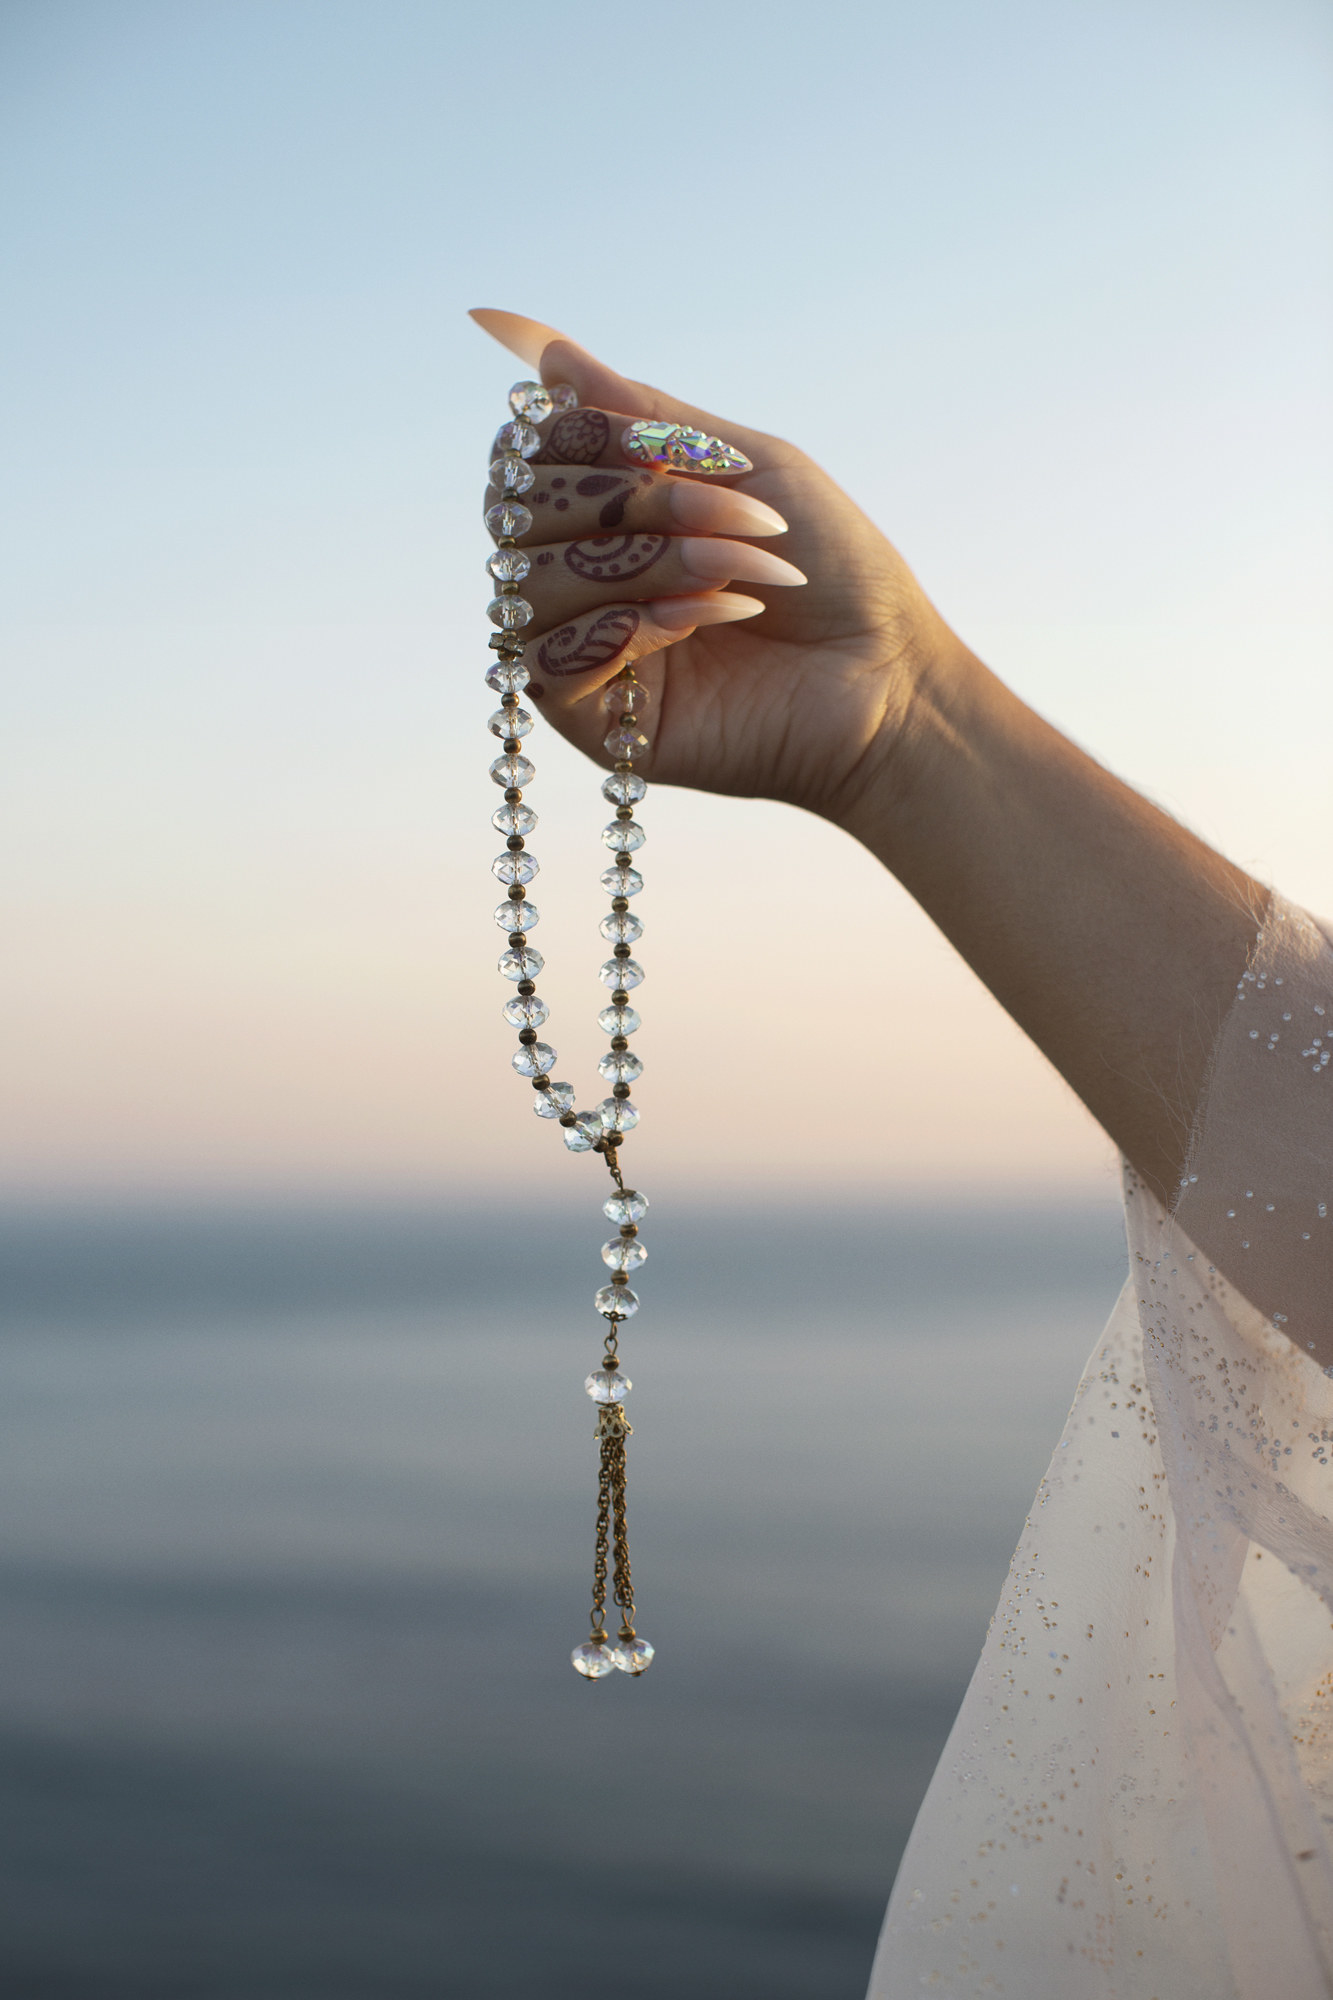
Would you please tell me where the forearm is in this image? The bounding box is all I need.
[837,639,1269,1202]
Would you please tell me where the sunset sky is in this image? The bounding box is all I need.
[2,0,1330,1202]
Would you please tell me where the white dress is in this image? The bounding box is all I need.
[868,897,1333,1998]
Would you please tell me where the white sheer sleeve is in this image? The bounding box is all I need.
[867,895,1333,1999]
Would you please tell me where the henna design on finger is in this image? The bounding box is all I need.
[537,607,641,677]
[574,473,633,528]
[546,410,609,464]
[527,682,546,699]
[535,551,555,566]
[552,478,566,489]
[555,498,569,511]
[565,534,667,583]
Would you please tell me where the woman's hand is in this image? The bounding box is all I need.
[474,311,962,826]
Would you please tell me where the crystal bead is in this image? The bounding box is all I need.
[603,1188,648,1225]
[611,1635,654,1675]
[598,1047,643,1083]
[511,1041,556,1078]
[595,1282,638,1319]
[494,897,539,931]
[601,819,645,852]
[534,1079,574,1118]
[485,500,533,539]
[563,1111,603,1153]
[495,418,541,458]
[550,383,579,412]
[602,1234,647,1271]
[492,801,537,837]
[599,910,643,945]
[599,957,643,989]
[599,865,643,899]
[509,380,554,423]
[602,769,648,806]
[498,945,544,981]
[490,752,535,788]
[485,658,529,695]
[571,1640,617,1680]
[492,850,538,886]
[599,1096,640,1135]
[597,1003,641,1037]
[503,994,549,1029]
[488,705,534,738]
[487,546,531,583]
[601,677,648,718]
[489,453,536,496]
[605,724,650,760]
[489,596,534,631]
[586,1368,630,1403]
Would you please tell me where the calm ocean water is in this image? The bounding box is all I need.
[0,1198,1125,1998]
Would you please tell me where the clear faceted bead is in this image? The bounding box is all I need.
[495,418,541,459]
[498,945,544,981]
[601,819,646,852]
[571,1640,617,1680]
[597,1002,641,1037]
[488,705,534,738]
[492,850,538,886]
[492,801,537,837]
[586,1367,630,1403]
[489,596,534,631]
[534,1079,574,1119]
[604,723,650,760]
[602,770,648,806]
[599,1096,640,1134]
[485,658,529,695]
[487,546,531,583]
[550,383,579,412]
[485,500,533,539]
[602,1234,647,1271]
[611,1635,654,1675]
[603,1187,649,1225]
[494,897,539,931]
[599,910,643,945]
[509,380,554,423]
[595,1282,639,1319]
[598,1047,643,1083]
[489,453,536,496]
[511,1041,556,1078]
[503,993,549,1029]
[601,676,649,718]
[599,865,643,899]
[490,752,535,788]
[599,957,643,989]
[563,1111,603,1153]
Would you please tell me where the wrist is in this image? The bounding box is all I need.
[823,610,982,862]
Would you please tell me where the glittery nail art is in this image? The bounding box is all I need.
[621,420,752,476]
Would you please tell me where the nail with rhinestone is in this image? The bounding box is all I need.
[621,419,753,476]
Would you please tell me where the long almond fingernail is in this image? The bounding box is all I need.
[677,539,806,588]
[668,484,788,536]
[623,420,753,476]
[649,591,765,632]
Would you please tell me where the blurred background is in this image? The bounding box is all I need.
[0,1,1329,1993]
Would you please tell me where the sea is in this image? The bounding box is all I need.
[0,1196,1126,1998]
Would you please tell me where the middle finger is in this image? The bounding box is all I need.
[512,534,807,632]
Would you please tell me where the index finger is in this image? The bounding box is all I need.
[492,407,757,479]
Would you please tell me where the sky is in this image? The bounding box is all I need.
[1,0,1330,1203]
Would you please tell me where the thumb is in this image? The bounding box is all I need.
[469,309,795,470]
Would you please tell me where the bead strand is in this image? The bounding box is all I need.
[485,377,654,1681]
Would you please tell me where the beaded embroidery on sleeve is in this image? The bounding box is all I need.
[485,377,654,1681]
